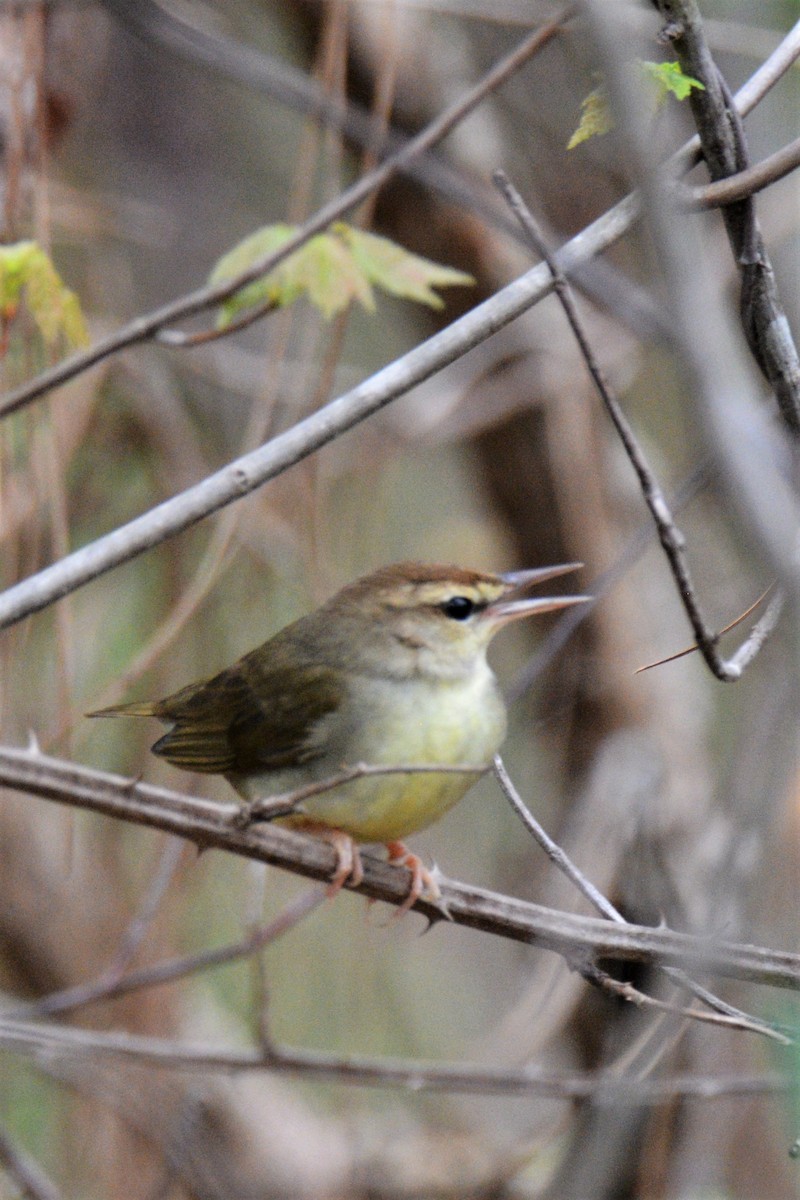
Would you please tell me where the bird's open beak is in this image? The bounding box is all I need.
[489,563,592,626]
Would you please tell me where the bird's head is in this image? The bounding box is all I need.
[326,562,590,681]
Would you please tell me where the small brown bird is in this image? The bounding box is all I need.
[91,562,588,910]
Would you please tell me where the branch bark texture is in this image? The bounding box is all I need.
[658,0,800,431]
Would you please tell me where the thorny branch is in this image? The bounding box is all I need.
[0,749,780,1051]
[0,742,794,1100]
[493,755,785,1041]
[1,743,800,994]
[492,170,784,682]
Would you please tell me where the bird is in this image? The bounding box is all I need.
[90,562,589,913]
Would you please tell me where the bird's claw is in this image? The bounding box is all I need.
[385,842,451,921]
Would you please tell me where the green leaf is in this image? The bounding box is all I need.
[641,60,705,105]
[287,232,374,319]
[209,222,473,326]
[567,86,613,150]
[568,62,704,150]
[209,224,298,327]
[336,225,474,310]
[0,240,89,351]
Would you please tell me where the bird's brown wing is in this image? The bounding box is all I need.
[142,657,345,776]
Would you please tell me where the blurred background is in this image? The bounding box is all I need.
[1,1,799,1196]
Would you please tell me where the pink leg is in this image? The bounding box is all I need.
[302,824,364,896]
[385,840,441,917]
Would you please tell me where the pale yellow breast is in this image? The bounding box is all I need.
[236,663,507,843]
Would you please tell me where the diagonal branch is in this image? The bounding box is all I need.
[656,0,800,432]
[492,170,783,682]
[680,134,800,209]
[0,194,638,630]
[493,755,784,1040]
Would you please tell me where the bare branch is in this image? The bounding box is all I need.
[493,756,785,1040]
[1,744,800,993]
[679,134,800,209]
[0,1014,789,1103]
[492,170,781,682]
[656,0,800,431]
[0,194,637,631]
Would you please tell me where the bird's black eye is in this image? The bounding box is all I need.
[441,596,475,621]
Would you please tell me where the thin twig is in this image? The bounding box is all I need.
[0,1015,788,1102]
[491,170,780,682]
[240,761,487,823]
[5,887,325,1021]
[493,755,786,1040]
[678,134,800,209]
[493,754,618,920]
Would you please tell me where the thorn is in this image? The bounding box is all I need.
[26,730,41,754]
[416,903,451,934]
[420,864,453,927]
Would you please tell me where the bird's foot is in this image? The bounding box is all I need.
[385,841,451,920]
[300,824,364,897]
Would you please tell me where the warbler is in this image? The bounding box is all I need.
[90,562,588,909]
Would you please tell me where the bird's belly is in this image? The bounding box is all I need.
[291,769,477,843]
[237,672,506,843]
